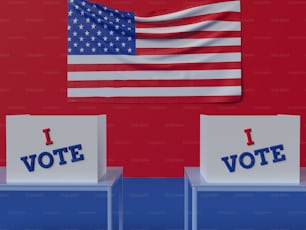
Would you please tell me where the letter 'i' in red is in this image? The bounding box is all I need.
[244,128,254,146]
[42,128,53,145]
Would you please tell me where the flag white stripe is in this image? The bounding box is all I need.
[68,53,241,64]
[68,70,241,81]
[68,86,241,97]
[136,20,241,33]
[136,38,241,48]
[135,1,240,22]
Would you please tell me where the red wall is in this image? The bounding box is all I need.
[1,0,306,177]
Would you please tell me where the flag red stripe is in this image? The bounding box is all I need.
[68,79,241,88]
[136,31,241,39]
[136,12,241,28]
[137,46,241,55]
[67,62,241,72]
[133,0,237,17]
[67,95,241,103]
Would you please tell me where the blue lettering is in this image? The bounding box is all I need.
[254,147,269,166]
[53,147,68,165]
[221,144,286,173]
[270,144,286,163]
[38,152,54,169]
[20,154,36,172]
[239,152,255,169]
[69,144,85,163]
[221,155,238,173]
[21,144,85,172]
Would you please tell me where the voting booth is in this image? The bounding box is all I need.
[6,115,107,184]
[200,115,300,184]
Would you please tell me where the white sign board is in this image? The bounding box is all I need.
[200,115,300,184]
[6,115,107,184]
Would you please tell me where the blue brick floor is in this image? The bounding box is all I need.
[0,178,306,229]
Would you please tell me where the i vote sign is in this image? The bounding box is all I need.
[200,115,300,184]
[6,115,106,183]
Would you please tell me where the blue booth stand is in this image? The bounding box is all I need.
[184,167,306,230]
[0,166,123,230]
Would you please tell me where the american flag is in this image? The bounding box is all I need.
[67,0,241,103]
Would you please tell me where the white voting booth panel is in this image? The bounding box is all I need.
[6,115,106,184]
[200,115,300,184]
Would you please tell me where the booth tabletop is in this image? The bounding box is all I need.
[185,167,306,192]
[0,166,123,191]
